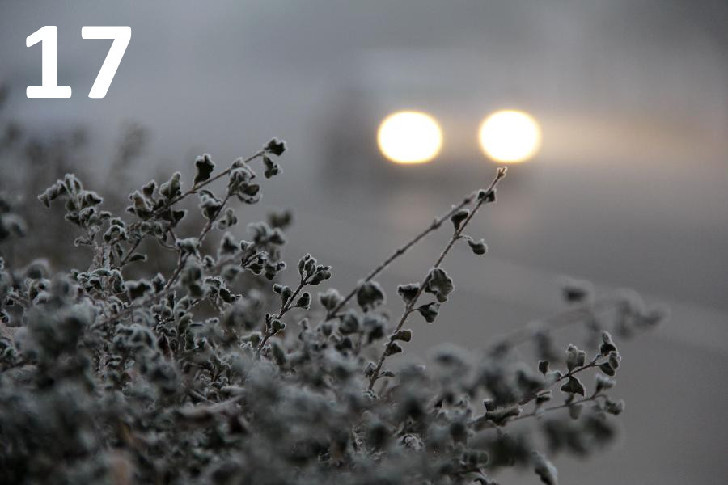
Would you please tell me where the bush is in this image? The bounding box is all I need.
[0,140,666,484]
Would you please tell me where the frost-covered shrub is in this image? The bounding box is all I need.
[0,140,666,484]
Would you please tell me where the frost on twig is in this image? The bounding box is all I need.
[0,143,665,484]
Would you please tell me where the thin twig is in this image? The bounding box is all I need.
[367,168,507,390]
[483,395,607,430]
[91,152,264,331]
[326,194,475,320]
[115,150,265,270]
[118,236,144,267]
[489,297,620,352]
[256,274,308,356]
[518,353,603,407]
[151,150,265,220]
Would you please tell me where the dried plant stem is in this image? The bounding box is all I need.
[152,150,265,219]
[479,394,607,430]
[256,275,308,356]
[118,236,143,267]
[199,193,232,244]
[518,353,602,407]
[92,156,256,331]
[490,297,620,352]
[326,189,489,320]
[116,150,265,270]
[367,168,507,391]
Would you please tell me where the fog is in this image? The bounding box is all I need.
[1,1,727,483]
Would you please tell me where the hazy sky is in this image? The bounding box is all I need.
[2,2,728,483]
[2,0,726,312]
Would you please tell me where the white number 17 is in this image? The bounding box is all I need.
[26,26,131,99]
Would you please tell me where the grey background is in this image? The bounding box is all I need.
[1,1,727,483]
